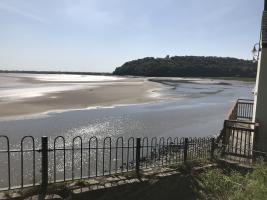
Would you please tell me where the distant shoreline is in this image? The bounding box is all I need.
[0,70,112,76]
[148,77,256,84]
[0,70,256,82]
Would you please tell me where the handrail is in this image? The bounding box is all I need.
[227,99,254,121]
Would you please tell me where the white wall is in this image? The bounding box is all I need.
[253,46,267,153]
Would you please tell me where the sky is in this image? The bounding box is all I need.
[0,0,264,72]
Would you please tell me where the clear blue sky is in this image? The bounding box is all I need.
[0,0,264,72]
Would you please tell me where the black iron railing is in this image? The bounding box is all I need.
[0,136,214,191]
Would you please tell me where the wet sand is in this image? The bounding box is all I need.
[0,73,163,119]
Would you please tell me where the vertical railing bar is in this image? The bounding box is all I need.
[151,138,157,167]
[121,138,124,172]
[72,136,83,180]
[21,139,24,188]
[32,140,35,186]
[53,136,66,183]
[115,140,118,173]
[168,138,172,165]
[240,103,243,118]
[145,138,149,168]
[0,136,11,189]
[135,138,141,175]
[95,139,98,177]
[103,139,105,176]
[179,138,183,162]
[88,140,91,178]
[63,141,66,181]
[244,129,248,156]
[141,139,144,163]
[80,140,83,179]
[191,138,194,160]
[7,137,11,190]
[72,140,74,180]
[231,129,234,153]
[174,138,178,163]
[227,127,230,153]
[206,138,208,158]
[194,138,197,160]
[208,138,210,158]
[241,103,244,118]
[41,136,48,194]
[159,138,164,166]
[200,138,206,158]
[126,140,129,172]
[247,103,249,119]
[196,138,198,160]
[88,137,98,178]
[103,137,111,175]
[210,138,215,159]
[235,130,239,154]
[20,136,35,188]
[203,138,206,159]
[201,138,203,159]
[198,138,201,159]
[132,138,135,169]
[54,140,56,183]
[126,137,134,171]
[248,130,252,157]
[109,140,111,175]
[240,130,243,155]
[184,138,188,162]
[204,138,206,159]
[246,104,249,118]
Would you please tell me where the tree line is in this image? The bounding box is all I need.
[113,56,257,77]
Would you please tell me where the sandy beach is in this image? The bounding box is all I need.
[0,73,164,119]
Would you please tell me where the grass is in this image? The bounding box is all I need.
[197,163,267,200]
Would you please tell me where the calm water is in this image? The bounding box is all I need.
[0,79,254,141]
[0,78,255,188]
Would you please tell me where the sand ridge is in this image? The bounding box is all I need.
[0,73,165,120]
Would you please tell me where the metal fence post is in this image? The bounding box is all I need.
[135,138,141,175]
[41,136,48,190]
[184,138,188,162]
[210,138,215,159]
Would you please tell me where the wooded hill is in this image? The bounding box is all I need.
[113,56,257,77]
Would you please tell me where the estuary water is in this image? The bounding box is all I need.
[0,78,254,141]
